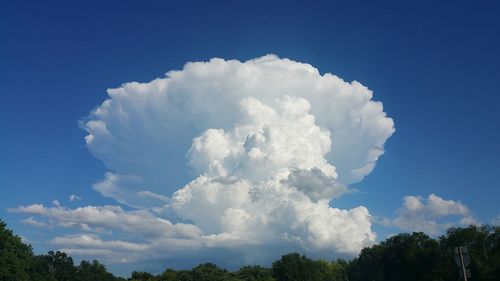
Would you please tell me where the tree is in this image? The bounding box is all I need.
[236,265,274,281]
[313,260,346,281]
[0,218,128,281]
[28,255,57,281]
[272,253,348,281]
[272,253,318,281]
[159,269,178,281]
[192,263,239,281]
[333,259,349,281]
[131,270,158,281]
[0,219,33,281]
[46,251,77,281]
[76,259,118,281]
[348,232,441,281]
[438,225,500,281]
[159,269,197,281]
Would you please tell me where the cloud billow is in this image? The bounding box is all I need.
[380,194,477,235]
[14,55,396,265]
[84,55,394,205]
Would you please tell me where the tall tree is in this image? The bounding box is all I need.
[438,225,500,281]
[77,259,120,281]
[272,253,316,281]
[46,251,77,281]
[28,255,57,281]
[0,219,33,281]
[191,263,238,281]
[313,260,347,281]
[348,232,441,281]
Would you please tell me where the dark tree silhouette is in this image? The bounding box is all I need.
[0,219,33,280]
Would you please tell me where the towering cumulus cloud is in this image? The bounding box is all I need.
[17,55,395,265]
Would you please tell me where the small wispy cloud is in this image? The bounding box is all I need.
[378,194,477,235]
[69,194,82,202]
[21,216,47,228]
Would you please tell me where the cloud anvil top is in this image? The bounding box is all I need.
[15,55,397,265]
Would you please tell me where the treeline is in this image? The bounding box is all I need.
[1,219,499,281]
[0,220,124,281]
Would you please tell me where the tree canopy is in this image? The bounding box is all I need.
[0,220,33,281]
[348,226,500,281]
[0,219,125,281]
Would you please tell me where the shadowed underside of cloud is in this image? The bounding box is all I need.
[11,55,397,266]
[10,202,373,266]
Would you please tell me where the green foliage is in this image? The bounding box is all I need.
[0,219,33,281]
[236,265,274,281]
[348,227,500,281]
[191,263,239,281]
[0,219,124,281]
[313,259,347,281]
[272,253,315,281]
[271,253,347,281]
[77,259,119,281]
[131,270,159,281]
[158,268,194,281]
[28,255,57,281]
[159,269,179,281]
[438,225,500,281]
[46,251,77,281]
[348,232,441,281]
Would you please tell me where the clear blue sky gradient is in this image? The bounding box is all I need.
[1,0,499,268]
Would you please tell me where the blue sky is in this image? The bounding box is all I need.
[1,0,499,276]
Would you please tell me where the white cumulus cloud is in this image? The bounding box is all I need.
[14,55,395,266]
[170,96,375,254]
[380,194,477,235]
[82,54,394,207]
